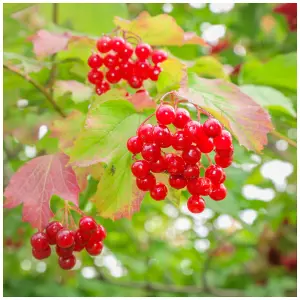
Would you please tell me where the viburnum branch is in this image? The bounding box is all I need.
[141,113,156,126]
[271,130,297,148]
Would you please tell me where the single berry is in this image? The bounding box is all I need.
[150,183,168,201]
[169,175,187,189]
[165,153,186,175]
[106,67,122,84]
[111,37,126,53]
[31,232,49,251]
[119,42,134,60]
[56,229,75,249]
[56,245,74,258]
[210,184,227,201]
[103,54,119,68]
[216,145,234,158]
[198,177,212,196]
[74,243,85,252]
[127,136,143,154]
[86,241,104,256]
[137,124,154,143]
[136,173,156,191]
[187,195,205,213]
[149,65,162,81]
[182,145,201,164]
[183,121,202,142]
[135,43,152,60]
[183,164,200,179]
[131,160,151,178]
[141,143,161,162]
[95,81,110,95]
[197,137,214,153]
[214,130,232,150]
[152,125,172,148]
[58,255,76,270]
[88,69,104,84]
[79,216,97,234]
[205,165,225,185]
[96,36,112,53]
[187,178,202,195]
[152,50,168,64]
[150,156,167,173]
[173,108,191,129]
[128,75,143,89]
[215,154,232,168]
[88,53,103,68]
[135,60,150,79]
[203,118,222,137]
[89,225,107,244]
[46,221,63,245]
[74,229,87,248]
[171,130,192,150]
[32,246,51,260]
[120,60,134,80]
[156,105,175,125]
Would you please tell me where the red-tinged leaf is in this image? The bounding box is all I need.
[127,90,156,112]
[4,153,80,230]
[114,11,207,46]
[179,73,274,153]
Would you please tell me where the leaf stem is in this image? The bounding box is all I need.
[271,130,297,148]
[141,113,156,125]
[205,153,212,165]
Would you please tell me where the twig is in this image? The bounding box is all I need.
[271,130,297,148]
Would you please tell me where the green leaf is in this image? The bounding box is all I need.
[239,53,297,91]
[3,3,34,16]
[240,85,296,118]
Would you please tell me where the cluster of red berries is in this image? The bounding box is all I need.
[30,216,106,270]
[127,104,234,214]
[87,35,168,95]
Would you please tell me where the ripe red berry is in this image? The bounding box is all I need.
[214,130,232,150]
[197,137,214,153]
[150,183,168,201]
[150,156,167,173]
[135,43,152,60]
[136,173,156,191]
[187,195,205,213]
[96,36,112,53]
[103,54,119,68]
[173,108,191,128]
[89,225,107,244]
[86,241,104,256]
[56,229,75,249]
[106,68,122,84]
[182,145,201,164]
[205,165,225,185]
[32,246,51,260]
[111,37,126,53]
[131,160,151,178]
[203,118,222,137]
[56,245,74,258]
[187,177,212,196]
[137,124,154,143]
[210,184,227,201]
[141,143,161,162]
[119,42,134,60]
[46,221,63,245]
[58,254,76,270]
[152,50,168,64]
[74,229,87,248]
[135,60,150,79]
[165,153,186,175]
[171,130,192,150]
[120,60,134,80]
[184,121,202,142]
[152,125,172,148]
[169,175,187,189]
[95,81,110,95]
[183,164,200,179]
[79,217,97,234]
[127,136,143,154]
[149,65,162,81]
[128,75,143,89]
[198,177,212,196]
[216,144,234,158]
[31,232,49,251]
[88,53,103,68]
[215,154,232,168]
[156,105,175,125]
[88,69,104,84]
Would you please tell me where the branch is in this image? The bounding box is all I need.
[3,63,66,117]
[271,130,297,148]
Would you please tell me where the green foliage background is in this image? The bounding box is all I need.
[3,3,297,297]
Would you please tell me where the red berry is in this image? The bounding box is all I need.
[119,42,134,60]
[89,225,107,244]
[149,65,162,81]
[173,108,191,129]
[79,216,97,234]
[165,153,186,175]
[56,245,74,258]
[205,165,225,185]
[182,145,201,164]
[150,183,168,201]
[187,195,205,213]
[188,177,212,196]
[137,124,154,143]
[127,136,143,154]
[183,164,200,179]
[74,243,84,252]
[120,60,134,80]
[32,246,51,260]
[46,221,63,245]
[74,229,87,249]
[56,229,75,249]
[128,75,143,89]
[141,143,161,162]
[135,43,152,60]
[215,154,232,168]
[97,36,112,53]
[197,137,214,153]
[152,125,172,148]
[216,145,234,158]
[150,156,167,173]
[183,121,202,142]
[95,81,110,95]
[214,130,232,150]
[171,130,192,150]
[88,69,104,84]
[106,68,122,84]
[88,53,103,68]
[111,37,126,53]
[136,173,156,191]
[131,160,151,178]
[58,254,76,270]
[86,241,103,256]
[199,177,212,195]
[169,175,187,189]
[103,54,119,68]
[135,60,150,79]
[210,184,227,201]
[31,232,49,251]
[203,118,222,137]
[156,105,175,125]
[152,50,168,64]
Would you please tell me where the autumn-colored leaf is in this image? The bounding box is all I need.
[179,73,274,153]
[4,153,80,230]
[114,11,207,46]
[127,90,156,111]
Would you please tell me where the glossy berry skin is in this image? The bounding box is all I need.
[88,53,103,68]
[152,50,168,64]
[152,125,172,148]
[173,108,191,129]
[106,68,122,84]
[149,66,161,81]
[89,225,107,244]
[156,105,175,125]
[136,173,156,191]
[79,217,97,233]
[131,160,151,178]
[95,81,110,95]
[216,145,234,158]
[119,42,134,60]
[215,154,232,168]
[74,229,87,247]
[187,195,205,213]
[183,164,200,179]
[86,241,104,256]
[150,183,168,201]
[182,145,201,164]
[96,36,112,53]
[56,245,74,258]
[184,121,202,142]
[58,254,76,270]
[197,137,214,153]
[103,54,119,68]
[203,118,222,137]
[31,232,49,251]
[165,153,185,175]
[46,221,63,245]
[32,246,51,260]
[150,156,167,173]
[214,130,232,150]
[111,37,125,53]
[127,136,143,154]
[88,69,104,84]
[128,75,143,89]
[205,165,225,185]
[120,60,134,80]
[171,131,192,150]
[56,229,75,249]
[169,175,187,189]
[135,61,150,79]
[137,124,153,143]
[187,177,213,196]
[135,43,152,60]
[141,143,161,162]
[210,184,227,201]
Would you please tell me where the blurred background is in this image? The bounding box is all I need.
[3,3,297,297]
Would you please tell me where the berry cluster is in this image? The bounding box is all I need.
[87,35,168,95]
[127,104,234,214]
[30,216,106,270]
